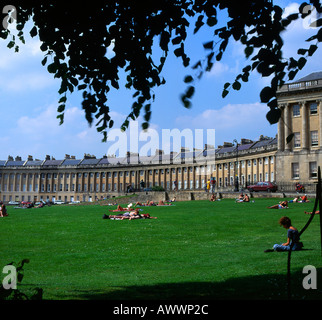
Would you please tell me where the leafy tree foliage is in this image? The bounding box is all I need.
[1,1,321,141]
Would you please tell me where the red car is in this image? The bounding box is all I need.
[247,181,278,192]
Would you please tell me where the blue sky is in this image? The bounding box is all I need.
[0,1,321,160]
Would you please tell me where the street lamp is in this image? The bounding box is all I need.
[233,139,239,192]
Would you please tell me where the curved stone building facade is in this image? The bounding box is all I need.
[0,72,321,203]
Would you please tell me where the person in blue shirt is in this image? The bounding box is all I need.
[272,216,303,251]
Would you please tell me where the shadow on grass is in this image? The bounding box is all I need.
[68,268,322,300]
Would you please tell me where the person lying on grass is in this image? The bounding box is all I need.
[103,209,157,220]
[305,210,320,215]
[265,216,303,252]
[109,204,132,212]
[267,200,288,209]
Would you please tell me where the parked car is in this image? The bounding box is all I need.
[54,200,65,204]
[8,201,19,205]
[247,181,278,192]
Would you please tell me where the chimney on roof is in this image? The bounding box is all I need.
[15,156,22,161]
[45,155,50,160]
[71,155,76,159]
[204,144,215,150]
[27,155,33,161]
[155,149,164,155]
[65,154,70,159]
[84,153,96,159]
[8,155,13,161]
[241,139,253,145]
[223,142,233,147]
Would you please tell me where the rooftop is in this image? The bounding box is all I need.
[0,136,277,169]
[277,71,322,93]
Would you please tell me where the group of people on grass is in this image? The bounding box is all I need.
[103,207,157,220]
[235,193,250,203]
[102,197,177,220]
[265,194,318,252]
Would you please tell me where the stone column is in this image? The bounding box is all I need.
[301,101,308,150]
[284,104,291,151]
[318,100,322,148]
[277,105,285,151]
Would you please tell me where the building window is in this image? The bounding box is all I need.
[292,163,299,179]
[310,102,317,115]
[294,132,301,148]
[309,162,317,179]
[311,131,318,146]
[293,104,300,117]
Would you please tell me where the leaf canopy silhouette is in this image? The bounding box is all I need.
[1,1,321,141]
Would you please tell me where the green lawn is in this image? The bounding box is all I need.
[1,197,321,300]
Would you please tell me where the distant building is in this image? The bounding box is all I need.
[0,72,321,203]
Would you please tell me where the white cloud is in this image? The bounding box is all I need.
[175,102,277,146]
[0,72,56,92]
[206,61,230,77]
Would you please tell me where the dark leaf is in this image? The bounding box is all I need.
[260,86,274,103]
[185,86,195,98]
[203,41,213,50]
[298,57,307,69]
[308,44,318,56]
[57,104,65,113]
[286,133,294,144]
[30,26,37,37]
[232,81,241,91]
[222,89,229,98]
[207,16,217,27]
[184,75,194,83]
[41,56,47,66]
[266,108,281,124]
[297,48,307,55]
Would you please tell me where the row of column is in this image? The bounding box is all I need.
[214,156,275,187]
[278,100,322,151]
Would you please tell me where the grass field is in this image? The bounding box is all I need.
[1,197,322,300]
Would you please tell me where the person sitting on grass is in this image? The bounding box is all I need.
[300,194,310,203]
[266,216,303,252]
[210,194,216,202]
[236,194,250,203]
[0,204,8,217]
[267,200,288,209]
[236,193,244,202]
